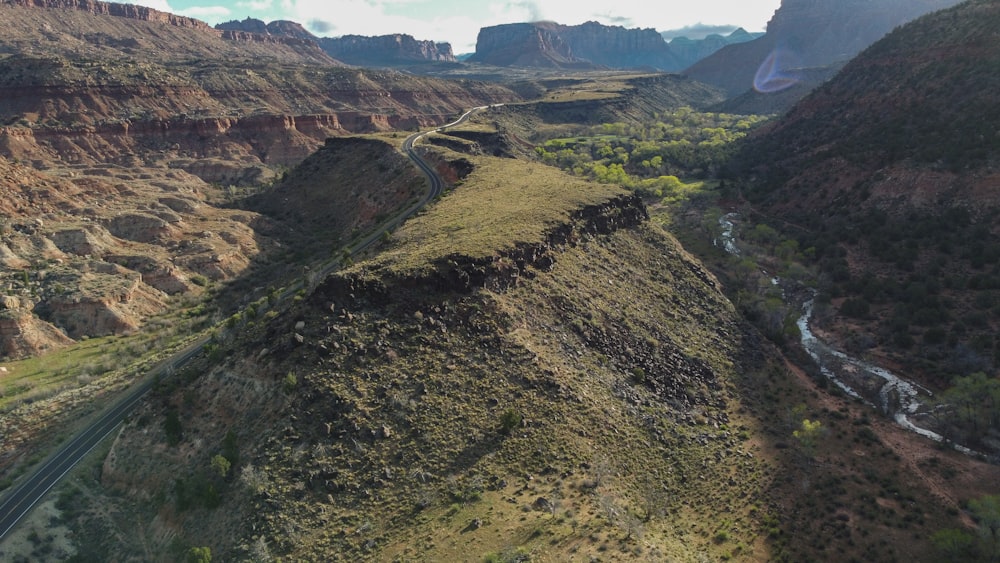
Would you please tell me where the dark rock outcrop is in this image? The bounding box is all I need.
[217,18,456,67]
[315,193,649,304]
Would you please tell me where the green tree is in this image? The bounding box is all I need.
[186,546,212,563]
[793,419,824,458]
[210,454,231,479]
[931,528,975,561]
[969,495,1000,561]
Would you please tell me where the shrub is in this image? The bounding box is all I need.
[839,298,870,319]
[499,409,522,435]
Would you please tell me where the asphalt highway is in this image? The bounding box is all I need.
[0,104,493,542]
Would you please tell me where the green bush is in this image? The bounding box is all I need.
[499,409,522,435]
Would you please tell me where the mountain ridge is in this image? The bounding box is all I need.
[469,21,682,70]
[685,0,964,97]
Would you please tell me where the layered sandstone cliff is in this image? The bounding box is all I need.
[217,18,457,67]
[469,21,681,70]
[318,34,457,66]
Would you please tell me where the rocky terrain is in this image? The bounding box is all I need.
[36,129,995,562]
[2,1,999,562]
[468,21,683,71]
[685,0,964,98]
[0,0,519,354]
[0,155,267,357]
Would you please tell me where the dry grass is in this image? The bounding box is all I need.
[357,153,625,275]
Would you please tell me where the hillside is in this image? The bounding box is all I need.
[685,0,964,98]
[742,0,1000,397]
[22,122,996,561]
[4,1,1000,561]
[0,0,518,179]
[0,0,518,353]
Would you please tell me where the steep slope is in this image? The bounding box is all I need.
[40,138,992,562]
[685,0,963,98]
[743,0,1000,389]
[469,21,681,71]
[67,150,778,561]
[0,1,518,180]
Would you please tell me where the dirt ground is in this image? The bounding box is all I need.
[783,357,1000,528]
[0,498,76,562]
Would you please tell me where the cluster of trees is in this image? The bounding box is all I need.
[933,494,1000,562]
[793,205,1000,379]
[533,108,767,192]
[935,372,1000,448]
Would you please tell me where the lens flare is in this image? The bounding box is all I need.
[753,49,801,93]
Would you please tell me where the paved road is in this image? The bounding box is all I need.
[0,105,492,542]
[0,338,205,541]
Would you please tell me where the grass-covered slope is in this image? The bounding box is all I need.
[65,151,775,561]
[739,0,1000,388]
[41,142,996,563]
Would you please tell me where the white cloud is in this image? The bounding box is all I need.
[237,0,274,10]
[129,0,175,12]
[175,5,233,21]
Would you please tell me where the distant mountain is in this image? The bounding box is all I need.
[468,21,683,71]
[217,18,457,67]
[685,0,964,97]
[744,0,1000,382]
[666,28,763,69]
[216,17,316,42]
[318,34,457,67]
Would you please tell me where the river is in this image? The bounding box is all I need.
[718,213,981,458]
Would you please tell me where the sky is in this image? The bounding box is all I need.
[134,0,783,54]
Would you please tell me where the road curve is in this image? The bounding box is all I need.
[0,104,493,543]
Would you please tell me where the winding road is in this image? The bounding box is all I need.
[0,104,493,543]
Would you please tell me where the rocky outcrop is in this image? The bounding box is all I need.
[217,18,319,42]
[318,34,456,66]
[315,193,649,304]
[469,21,681,70]
[217,19,455,67]
[685,0,964,96]
[7,0,214,30]
[0,310,74,359]
[41,266,165,338]
[559,21,682,70]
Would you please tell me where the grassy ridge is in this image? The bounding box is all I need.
[358,151,625,275]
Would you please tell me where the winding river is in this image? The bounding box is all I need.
[718,214,981,457]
